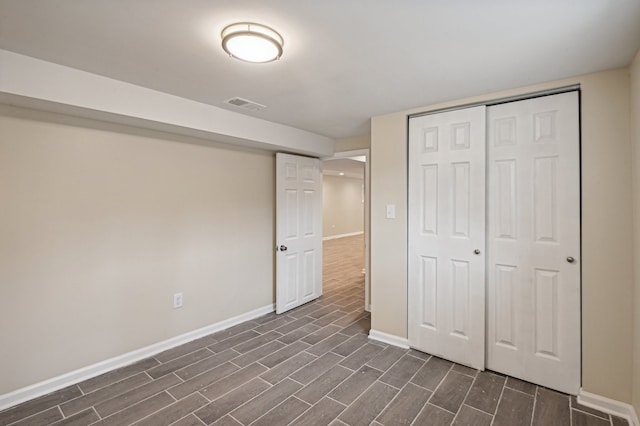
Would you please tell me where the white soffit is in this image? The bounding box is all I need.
[0,50,335,157]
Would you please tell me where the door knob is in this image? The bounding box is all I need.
[474,249,481,255]
[566,256,575,263]
[279,245,288,251]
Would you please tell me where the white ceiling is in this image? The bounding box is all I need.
[1,0,639,139]
[323,158,365,179]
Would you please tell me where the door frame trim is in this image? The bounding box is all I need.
[408,84,580,120]
[322,149,370,311]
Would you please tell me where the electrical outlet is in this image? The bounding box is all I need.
[173,292,183,309]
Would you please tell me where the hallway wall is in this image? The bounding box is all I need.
[323,175,364,238]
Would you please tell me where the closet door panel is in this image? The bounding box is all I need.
[486,91,580,394]
[408,106,486,370]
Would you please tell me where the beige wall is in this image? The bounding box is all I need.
[0,105,275,395]
[335,134,371,152]
[371,68,634,402]
[631,49,640,416]
[323,175,364,238]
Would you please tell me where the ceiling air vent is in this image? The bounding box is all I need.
[224,97,266,111]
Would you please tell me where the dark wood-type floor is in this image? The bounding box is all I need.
[0,235,628,425]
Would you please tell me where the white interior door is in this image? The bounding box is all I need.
[486,92,580,394]
[276,153,323,314]
[408,106,486,370]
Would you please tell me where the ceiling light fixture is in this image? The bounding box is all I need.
[221,22,284,63]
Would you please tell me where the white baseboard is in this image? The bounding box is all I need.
[0,303,275,411]
[368,329,410,349]
[578,389,640,426]
[322,231,364,241]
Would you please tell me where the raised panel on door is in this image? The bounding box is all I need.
[285,253,299,304]
[533,268,560,359]
[450,259,470,338]
[302,250,315,298]
[494,264,517,349]
[451,162,470,238]
[276,153,323,314]
[419,256,438,329]
[486,91,580,394]
[408,106,486,370]
[285,189,298,239]
[421,165,438,236]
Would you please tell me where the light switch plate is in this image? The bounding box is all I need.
[386,204,396,219]
[173,292,183,308]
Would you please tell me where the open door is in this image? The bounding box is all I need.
[276,153,323,314]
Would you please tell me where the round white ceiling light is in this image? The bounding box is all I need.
[221,22,284,63]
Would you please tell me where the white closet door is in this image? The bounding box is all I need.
[408,106,486,370]
[486,92,580,394]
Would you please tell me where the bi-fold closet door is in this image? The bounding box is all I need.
[408,91,580,394]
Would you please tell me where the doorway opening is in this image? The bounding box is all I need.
[322,150,370,313]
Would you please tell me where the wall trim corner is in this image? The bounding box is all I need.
[578,389,639,426]
[368,329,410,349]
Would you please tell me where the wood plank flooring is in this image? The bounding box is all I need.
[0,235,627,425]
